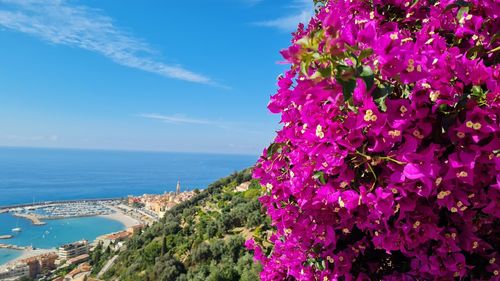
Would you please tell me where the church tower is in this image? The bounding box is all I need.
[176,180,181,195]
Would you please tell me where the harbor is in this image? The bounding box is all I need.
[0,199,126,232]
[0,198,143,257]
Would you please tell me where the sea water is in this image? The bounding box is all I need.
[0,147,257,265]
[0,214,124,265]
[0,147,257,206]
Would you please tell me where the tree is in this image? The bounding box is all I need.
[153,254,186,281]
[161,235,167,255]
[191,242,212,263]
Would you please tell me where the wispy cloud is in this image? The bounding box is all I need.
[140,113,271,136]
[253,0,313,32]
[139,113,221,126]
[0,0,217,85]
[0,134,59,142]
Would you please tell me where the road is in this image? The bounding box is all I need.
[97,255,118,278]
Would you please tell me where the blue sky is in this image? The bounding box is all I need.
[0,0,313,155]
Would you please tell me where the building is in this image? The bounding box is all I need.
[127,185,196,219]
[145,200,165,214]
[127,224,143,234]
[64,263,91,281]
[58,240,89,261]
[66,254,89,266]
[104,230,131,243]
[19,252,58,278]
[0,263,30,280]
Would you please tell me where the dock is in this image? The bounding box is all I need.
[0,197,124,211]
[0,243,30,251]
[12,213,46,226]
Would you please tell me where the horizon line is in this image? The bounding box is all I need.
[0,144,261,157]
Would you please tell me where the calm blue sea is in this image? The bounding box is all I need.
[0,147,257,265]
[0,147,257,206]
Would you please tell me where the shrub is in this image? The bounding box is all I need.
[248,0,499,280]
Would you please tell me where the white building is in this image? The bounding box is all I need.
[58,240,89,261]
[0,263,30,280]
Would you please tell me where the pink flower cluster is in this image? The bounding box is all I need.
[247,0,499,280]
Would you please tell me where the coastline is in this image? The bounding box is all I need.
[0,209,139,267]
[99,212,140,228]
[0,248,55,269]
[15,248,56,262]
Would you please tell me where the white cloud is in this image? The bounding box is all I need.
[0,0,217,85]
[253,0,314,32]
[139,113,220,126]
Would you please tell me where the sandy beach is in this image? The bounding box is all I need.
[99,210,140,228]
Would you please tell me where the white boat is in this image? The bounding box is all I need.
[12,227,22,232]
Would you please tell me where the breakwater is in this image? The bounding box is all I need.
[0,243,30,251]
[0,197,124,211]
[11,213,46,226]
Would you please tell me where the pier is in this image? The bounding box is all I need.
[11,213,46,226]
[0,243,30,251]
[0,197,124,211]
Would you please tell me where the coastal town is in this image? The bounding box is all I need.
[0,181,196,281]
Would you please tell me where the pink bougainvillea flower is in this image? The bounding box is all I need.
[248,0,500,280]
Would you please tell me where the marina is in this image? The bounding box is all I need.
[0,213,128,266]
[1,199,123,224]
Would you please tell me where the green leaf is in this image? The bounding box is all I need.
[466,45,486,59]
[318,65,333,78]
[309,71,322,80]
[471,85,487,105]
[266,143,284,158]
[375,95,388,112]
[359,48,373,61]
[372,85,392,112]
[338,78,356,102]
[490,33,500,45]
[438,104,452,114]
[313,171,327,185]
[445,0,470,13]
[457,6,469,20]
[300,61,307,75]
[360,66,375,90]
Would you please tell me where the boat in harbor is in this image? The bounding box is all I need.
[12,216,22,232]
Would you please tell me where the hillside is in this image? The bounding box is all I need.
[99,169,269,281]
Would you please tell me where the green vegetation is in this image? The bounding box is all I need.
[90,242,113,275]
[103,169,270,281]
[52,263,77,278]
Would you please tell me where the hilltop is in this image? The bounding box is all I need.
[96,169,269,281]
